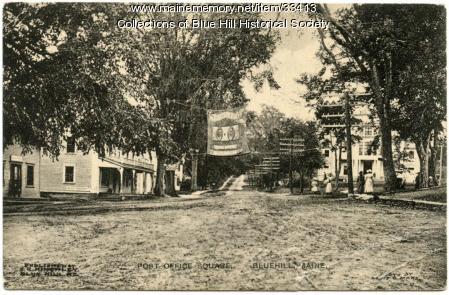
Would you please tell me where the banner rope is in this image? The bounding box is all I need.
[193,147,320,156]
[170,100,248,113]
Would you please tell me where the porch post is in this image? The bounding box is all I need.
[132,169,136,193]
[119,167,124,194]
[143,172,147,194]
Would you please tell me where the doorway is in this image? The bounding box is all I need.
[99,168,121,193]
[362,160,373,174]
[9,163,22,197]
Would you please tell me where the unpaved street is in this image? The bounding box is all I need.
[3,183,446,290]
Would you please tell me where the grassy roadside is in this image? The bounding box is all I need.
[387,187,446,203]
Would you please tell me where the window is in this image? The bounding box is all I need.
[358,143,364,156]
[324,150,330,157]
[64,166,75,183]
[359,142,376,156]
[66,136,76,153]
[26,165,34,186]
[408,151,415,159]
[343,165,348,176]
[364,127,373,137]
[101,169,110,187]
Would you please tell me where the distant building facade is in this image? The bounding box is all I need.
[3,137,183,198]
[318,104,420,184]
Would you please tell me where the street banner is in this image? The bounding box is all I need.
[207,107,249,156]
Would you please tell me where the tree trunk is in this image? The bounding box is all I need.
[299,173,304,193]
[416,147,428,188]
[379,116,397,192]
[429,129,438,180]
[415,136,431,189]
[164,170,178,197]
[371,63,397,192]
[154,154,166,196]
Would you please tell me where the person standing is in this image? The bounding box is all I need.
[364,169,374,194]
[415,172,420,190]
[325,173,333,194]
[356,171,365,194]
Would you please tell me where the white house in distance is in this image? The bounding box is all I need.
[318,104,420,184]
[3,137,183,198]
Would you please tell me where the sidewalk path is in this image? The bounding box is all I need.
[379,195,446,209]
[354,193,446,210]
[178,190,209,199]
[226,175,246,195]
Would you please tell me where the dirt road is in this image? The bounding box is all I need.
[3,182,446,290]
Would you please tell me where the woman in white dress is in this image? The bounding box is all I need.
[324,173,333,194]
[364,170,374,194]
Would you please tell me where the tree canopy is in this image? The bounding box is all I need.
[299,4,446,190]
[3,3,155,157]
[4,3,280,195]
[246,105,324,188]
[4,3,278,158]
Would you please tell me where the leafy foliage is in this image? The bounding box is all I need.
[4,3,160,157]
[4,3,279,165]
[298,4,446,190]
[247,105,324,185]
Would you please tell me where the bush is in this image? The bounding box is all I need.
[179,179,192,191]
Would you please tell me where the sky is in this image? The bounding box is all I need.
[242,28,321,121]
[243,4,351,121]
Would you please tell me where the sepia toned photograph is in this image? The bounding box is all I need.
[2,1,447,291]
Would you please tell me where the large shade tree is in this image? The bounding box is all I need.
[4,3,162,158]
[388,5,446,187]
[302,4,446,191]
[4,3,280,196]
[121,9,279,195]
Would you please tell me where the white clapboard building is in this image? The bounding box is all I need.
[3,138,183,198]
[318,104,420,184]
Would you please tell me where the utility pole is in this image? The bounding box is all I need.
[280,137,304,194]
[320,95,356,195]
[258,156,280,191]
[270,157,273,191]
[439,142,444,186]
[190,148,199,191]
[345,93,354,195]
[289,138,293,194]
